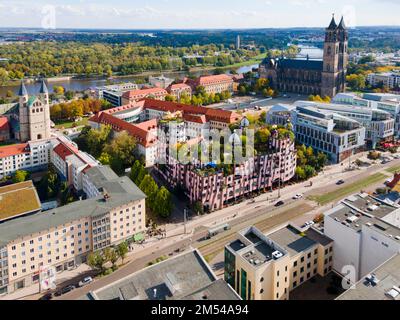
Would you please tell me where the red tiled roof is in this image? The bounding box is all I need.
[183,114,207,124]
[142,99,241,124]
[122,88,168,100]
[0,117,9,132]
[0,143,29,159]
[167,83,192,92]
[134,119,158,131]
[197,74,234,86]
[94,112,157,147]
[53,143,74,161]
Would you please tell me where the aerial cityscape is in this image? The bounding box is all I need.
[1,0,400,310]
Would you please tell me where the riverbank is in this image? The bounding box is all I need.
[0,54,265,92]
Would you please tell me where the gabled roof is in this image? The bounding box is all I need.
[142,99,241,124]
[93,112,157,147]
[196,74,234,86]
[0,117,9,132]
[122,88,168,100]
[53,142,75,161]
[0,143,29,159]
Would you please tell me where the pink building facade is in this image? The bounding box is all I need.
[157,137,297,212]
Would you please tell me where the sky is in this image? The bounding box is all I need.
[0,0,399,30]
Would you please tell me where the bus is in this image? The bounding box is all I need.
[206,223,231,239]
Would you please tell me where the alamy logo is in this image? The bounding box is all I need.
[341,265,356,290]
[41,5,56,30]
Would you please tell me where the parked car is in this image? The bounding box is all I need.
[78,277,93,287]
[275,201,285,207]
[293,194,303,200]
[55,285,75,296]
[336,180,345,185]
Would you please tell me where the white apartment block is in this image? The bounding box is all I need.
[367,72,400,89]
[295,101,395,148]
[0,170,146,296]
[0,139,54,179]
[324,193,400,282]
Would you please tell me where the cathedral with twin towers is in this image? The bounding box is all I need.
[259,15,349,98]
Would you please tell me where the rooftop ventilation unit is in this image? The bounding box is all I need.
[365,274,380,286]
[386,287,400,300]
[272,251,283,260]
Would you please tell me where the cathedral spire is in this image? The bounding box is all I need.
[338,16,346,30]
[39,79,48,94]
[18,81,28,96]
[327,14,337,30]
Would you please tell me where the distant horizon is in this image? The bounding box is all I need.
[0,1,399,30]
[1,25,400,33]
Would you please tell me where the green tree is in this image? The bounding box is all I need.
[87,251,106,272]
[139,174,159,211]
[154,187,173,218]
[12,170,30,183]
[104,247,118,270]
[295,167,307,180]
[116,242,129,264]
[103,131,136,173]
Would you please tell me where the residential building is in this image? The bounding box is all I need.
[84,249,240,300]
[187,74,234,95]
[333,92,400,137]
[166,83,192,102]
[157,135,297,212]
[295,101,395,148]
[324,193,400,282]
[0,174,146,295]
[259,16,348,98]
[149,75,174,89]
[52,136,99,192]
[0,181,42,223]
[336,254,400,300]
[89,99,241,167]
[224,225,333,300]
[292,106,366,163]
[121,88,168,105]
[0,139,54,179]
[367,72,400,89]
[93,83,139,107]
[89,111,158,167]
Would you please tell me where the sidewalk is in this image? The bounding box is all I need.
[0,264,91,301]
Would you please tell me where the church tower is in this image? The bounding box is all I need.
[321,15,348,98]
[18,81,31,142]
[17,80,51,142]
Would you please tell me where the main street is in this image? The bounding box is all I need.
[52,152,400,300]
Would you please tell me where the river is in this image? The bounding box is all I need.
[0,63,259,97]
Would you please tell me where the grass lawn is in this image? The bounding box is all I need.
[386,165,400,174]
[55,117,89,129]
[308,173,388,205]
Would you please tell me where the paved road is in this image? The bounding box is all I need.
[51,155,400,300]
